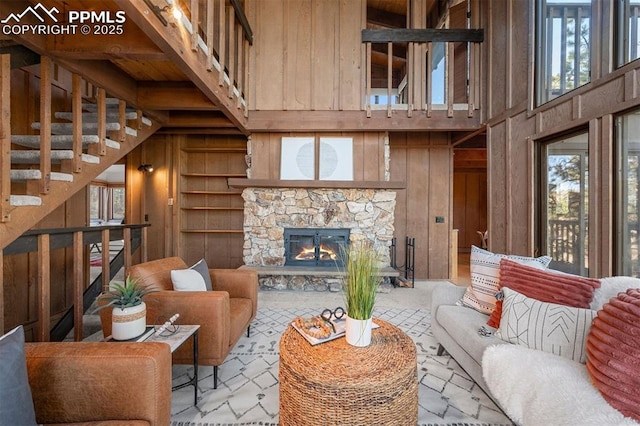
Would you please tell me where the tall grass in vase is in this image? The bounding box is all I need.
[342,242,382,347]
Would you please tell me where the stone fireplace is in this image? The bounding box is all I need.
[241,187,397,291]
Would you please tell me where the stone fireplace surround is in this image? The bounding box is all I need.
[242,187,397,291]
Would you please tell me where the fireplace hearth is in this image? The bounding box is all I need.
[284,228,350,267]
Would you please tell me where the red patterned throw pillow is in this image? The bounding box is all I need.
[487,258,601,328]
[586,288,640,422]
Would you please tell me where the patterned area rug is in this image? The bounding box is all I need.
[170,307,514,426]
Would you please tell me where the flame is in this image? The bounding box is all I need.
[294,244,338,261]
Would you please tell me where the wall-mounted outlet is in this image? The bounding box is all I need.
[168,198,174,206]
[435,216,445,223]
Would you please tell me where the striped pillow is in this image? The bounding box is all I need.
[460,246,552,315]
[487,258,601,328]
[495,287,597,363]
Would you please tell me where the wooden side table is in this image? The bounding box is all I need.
[279,319,418,426]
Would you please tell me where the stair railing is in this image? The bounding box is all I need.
[0,223,149,340]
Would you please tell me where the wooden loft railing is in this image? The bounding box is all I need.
[134,0,252,119]
[0,223,150,341]
[362,28,484,118]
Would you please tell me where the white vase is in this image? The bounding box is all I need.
[111,302,147,340]
[345,315,373,347]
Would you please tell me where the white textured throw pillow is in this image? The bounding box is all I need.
[460,246,552,314]
[171,269,207,291]
[495,287,597,363]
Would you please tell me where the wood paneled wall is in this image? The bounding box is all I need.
[249,132,387,180]
[245,0,365,111]
[390,132,451,279]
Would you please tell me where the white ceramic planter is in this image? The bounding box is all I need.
[111,302,146,340]
[345,315,373,347]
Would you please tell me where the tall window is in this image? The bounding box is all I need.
[617,0,640,66]
[616,110,640,276]
[540,132,589,275]
[536,0,591,105]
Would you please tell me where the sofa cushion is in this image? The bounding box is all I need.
[592,276,640,311]
[495,287,597,363]
[436,304,507,363]
[461,246,552,315]
[0,326,37,426]
[190,258,213,291]
[487,258,601,328]
[586,288,640,422]
[483,344,640,426]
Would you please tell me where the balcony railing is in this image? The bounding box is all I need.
[362,28,484,118]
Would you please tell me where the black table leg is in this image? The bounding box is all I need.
[193,330,198,406]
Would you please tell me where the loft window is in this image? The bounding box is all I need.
[617,0,640,67]
[536,0,591,105]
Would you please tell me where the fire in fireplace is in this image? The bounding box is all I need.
[284,228,350,267]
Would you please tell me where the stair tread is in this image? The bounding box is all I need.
[9,195,41,206]
[11,150,100,164]
[12,135,120,150]
[55,111,140,121]
[10,169,74,182]
[31,122,138,138]
[81,103,152,126]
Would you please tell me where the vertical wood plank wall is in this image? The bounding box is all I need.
[390,132,452,279]
[246,0,364,111]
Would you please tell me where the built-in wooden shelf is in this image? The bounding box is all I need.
[181,173,247,178]
[228,179,406,189]
[182,147,246,153]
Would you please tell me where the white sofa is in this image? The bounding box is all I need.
[431,277,640,426]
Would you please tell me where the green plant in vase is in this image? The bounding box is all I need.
[94,275,157,340]
[341,241,382,346]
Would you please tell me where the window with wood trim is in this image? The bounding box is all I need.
[539,132,589,276]
[617,0,640,67]
[615,110,640,277]
[536,0,591,105]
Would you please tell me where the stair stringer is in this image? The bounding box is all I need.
[0,121,162,251]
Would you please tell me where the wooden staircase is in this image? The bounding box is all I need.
[0,55,161,251]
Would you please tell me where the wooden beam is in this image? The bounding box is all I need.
[0,54,10,222]
[136,81,218,110]
[166,111,236,127]
[37,234,50,342]
[367,6,406,29]
[101,229,110,292]
[247,110,482,132]
[362,29,484,43]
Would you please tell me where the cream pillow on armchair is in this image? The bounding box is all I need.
[170,269,207,291]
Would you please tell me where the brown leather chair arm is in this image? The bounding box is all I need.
[210,269,259,317]
[145,291,231,364]
[25,342,171,426]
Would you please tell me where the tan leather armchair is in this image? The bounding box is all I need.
[25,341,171,425]
[99,257,258,388]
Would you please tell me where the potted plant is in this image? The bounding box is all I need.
[93,275,156,340]
[341,241,382,347]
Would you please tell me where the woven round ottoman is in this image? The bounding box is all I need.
[279,319,418,426]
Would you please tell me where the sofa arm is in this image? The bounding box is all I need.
[25,342,171,425]
[431,282,467,312]
[210,268,258,317]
